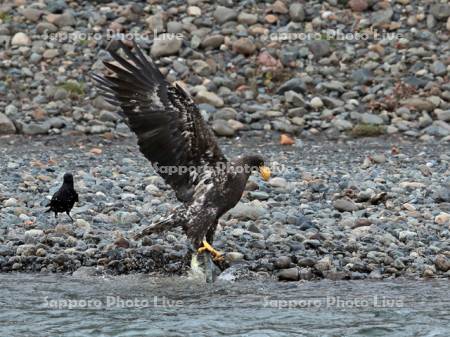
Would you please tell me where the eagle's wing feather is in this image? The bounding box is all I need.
[93,41,227,202]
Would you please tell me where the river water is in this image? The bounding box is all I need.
[0,274,448,336]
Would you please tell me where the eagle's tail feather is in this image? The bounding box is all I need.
[134,209,186,240]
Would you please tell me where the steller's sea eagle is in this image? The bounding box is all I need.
[92,41,271,263]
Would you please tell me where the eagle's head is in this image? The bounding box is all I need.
[241,155,271,181]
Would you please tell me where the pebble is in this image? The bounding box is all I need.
[278,267,299,281]
[196,90,224,108]
[0,113,16,134]
[333,198,358,212]
[11,32,31,46]
[151,34,183,58]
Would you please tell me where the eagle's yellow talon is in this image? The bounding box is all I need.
[197,240,223,261]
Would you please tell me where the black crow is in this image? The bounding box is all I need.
[45,173,78,222]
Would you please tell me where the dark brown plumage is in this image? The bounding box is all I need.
[92,41,270,250]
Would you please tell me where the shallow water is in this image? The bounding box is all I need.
[0,274,449,336]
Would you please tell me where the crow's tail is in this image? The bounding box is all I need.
[45,207,52,213]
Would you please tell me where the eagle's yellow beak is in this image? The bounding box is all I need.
[260,166,271,181]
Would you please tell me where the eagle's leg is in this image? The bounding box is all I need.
[197,240,223,261]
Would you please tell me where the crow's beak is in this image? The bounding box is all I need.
[259,166,271,181]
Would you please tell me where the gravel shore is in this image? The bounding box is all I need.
[0,0,449,281]
[0,133,449,280]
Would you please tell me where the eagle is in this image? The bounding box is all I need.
[92,41,271,264]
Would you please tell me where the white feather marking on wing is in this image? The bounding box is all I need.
[149,90,164,108]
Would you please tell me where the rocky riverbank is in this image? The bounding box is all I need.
[0,0,449,140]
[0,134,449,281]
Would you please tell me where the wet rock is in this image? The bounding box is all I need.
[225,252,244,262]
[16,244,36,257]
[434,255,450,272]
[278,267,299,281]
[274,256,291,269]
[73,266,102,277]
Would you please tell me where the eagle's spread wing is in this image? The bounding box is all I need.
[92,41,226,202]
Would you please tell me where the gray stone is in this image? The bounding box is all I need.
[151,34,183,58]
[307,40,331,58]
[435,110,450,122]
[191,60,211,76]
[352,68,373,84]
[430,4,450,21]
[435,255,450,272]
[277,78,306,94]
[424,121,450,137]
[47,12,76,27]
[430,61,447,76]
[99,111,120,122]
[372,7,393,26]
[433,187,450,202]
[212,119,235,137]
[237,12,258,25]
[5,105,18,117]
[289,3,305,22]
[22,123,49,135]
[214,107,237,120]
[228,203,267,220]
[213,6,237,24]
[19,7,43,21]
[278,267,299,281]
[11,32,31,46]
[360,113,384,125]
[196,90,224,107]
[0,113,16,134]
[274,256,292,269]
[146,14,165,33]
[333,198,358,212]
[201,35,224,49]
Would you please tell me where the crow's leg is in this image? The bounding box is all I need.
[66,211,74,222]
